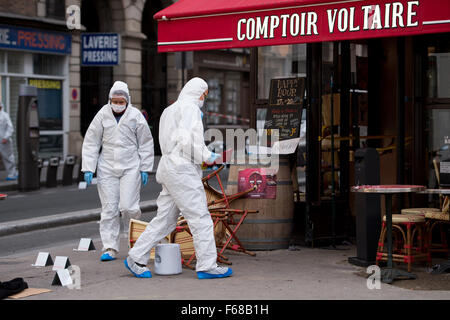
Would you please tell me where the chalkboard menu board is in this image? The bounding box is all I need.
[441,161,450,187]
[265,77,305,141]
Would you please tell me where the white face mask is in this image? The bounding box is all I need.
[197,99,204,108]
[110,103,126,113]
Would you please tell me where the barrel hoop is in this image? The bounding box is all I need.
[227,180,292,186]
[239,218,294,224]
[239,238,291,243]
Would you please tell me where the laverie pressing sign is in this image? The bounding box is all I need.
[81,33,120,66]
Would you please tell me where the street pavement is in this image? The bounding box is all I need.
[1,236,450,301]
[1,160,450,303]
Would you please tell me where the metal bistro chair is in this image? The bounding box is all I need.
[171,164,259,270]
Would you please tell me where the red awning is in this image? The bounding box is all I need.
[154,0,450,52]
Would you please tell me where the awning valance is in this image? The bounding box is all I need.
[154,0,450,52]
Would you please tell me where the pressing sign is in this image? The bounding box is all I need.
[32,252,53,267]
[52,269,73,287]
[52,256,71,271]
[74,238,96,251]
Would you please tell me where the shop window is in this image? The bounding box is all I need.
[39,134,63,158]
[29,79,62,130]
[0,51,5,73]
[319,42,369,198]
[9,77,27,163]
[425,38,450,198]
[46,0,66,20]
[201,69,245,126]
[33,53,65,76]
[257,44,306,100]
[427,51,450,98]
[7,52,25,74]
[1,77,6,109]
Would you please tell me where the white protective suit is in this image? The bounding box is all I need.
[128,77,218,272]
[0,103,18,179]
[82,81,155,253]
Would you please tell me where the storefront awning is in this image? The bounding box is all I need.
[154,0,450,52]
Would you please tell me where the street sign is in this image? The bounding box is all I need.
[81,33,120,66]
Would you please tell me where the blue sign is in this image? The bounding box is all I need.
[0,25,71,55]
[81,33,120,66]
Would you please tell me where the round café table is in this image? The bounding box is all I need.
[417,188,450,274]
[351,184,426,284]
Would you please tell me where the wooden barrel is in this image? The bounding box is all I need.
[226,155,294,250]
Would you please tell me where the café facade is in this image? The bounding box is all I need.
[154,0,450,246]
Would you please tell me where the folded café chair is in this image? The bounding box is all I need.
[202,165,259,258]
[170,164,259,270]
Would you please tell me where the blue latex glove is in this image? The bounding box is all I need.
[207,152,221,164]
[84,172,93,185]
[201,111,204,120]
[141,171,148,186]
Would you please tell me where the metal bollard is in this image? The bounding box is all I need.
[46,156,60,188]
[62,155,77,186]
[37,158,43,185]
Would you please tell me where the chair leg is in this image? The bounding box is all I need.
[406,224,412,273]
[376,222,386,266]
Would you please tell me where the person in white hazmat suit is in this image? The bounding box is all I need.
[0,101,18,180]
[124,77,232,279]
[82,81,154,262]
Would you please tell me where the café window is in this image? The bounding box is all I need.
[258,44,307,100]
[202,68,247,126]
[320,42,368,198]
[424,34,450,199]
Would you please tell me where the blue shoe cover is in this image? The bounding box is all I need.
[100,252,116,261]
[6,176,17,181]
[197,268,233,279]
[124,259,152,278]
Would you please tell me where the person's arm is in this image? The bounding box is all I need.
[136,113,154,173]
[175,104,212,164]
[81,111,103,173]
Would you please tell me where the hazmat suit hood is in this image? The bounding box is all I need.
[108,81,131,114]
[109,81,130,105]
[177,77,208,108]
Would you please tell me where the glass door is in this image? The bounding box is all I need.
[424,34,450,207]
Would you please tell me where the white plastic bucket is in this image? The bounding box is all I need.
[154,243,182,275]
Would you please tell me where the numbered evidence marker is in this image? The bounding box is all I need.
[52,256,71,271]
[52,269,73,287]
[78,181,87,189]
[31,252,54,267]
[74,238,96,251]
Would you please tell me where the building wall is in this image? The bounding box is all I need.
[66,0,83,157]
[0,0,38,17]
